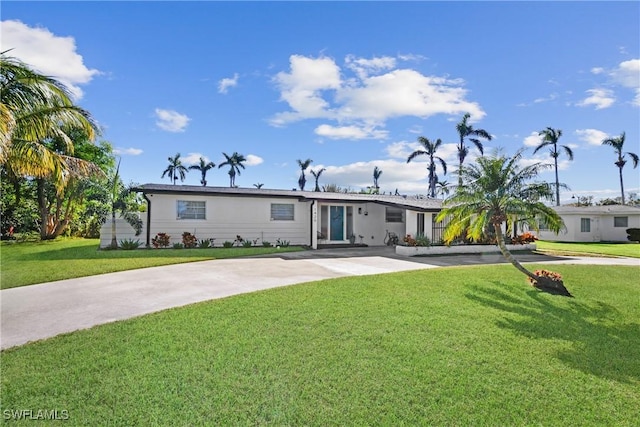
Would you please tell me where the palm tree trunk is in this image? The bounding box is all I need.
[493,221,537,281]
[554,156,560,206]
[619,165,626,205]
[110,206,117,249]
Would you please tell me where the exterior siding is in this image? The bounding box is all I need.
[99,216,146,248]
[538,212,640,242]
[146,193,311,246]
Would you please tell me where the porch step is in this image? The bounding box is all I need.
[317,243,369,249]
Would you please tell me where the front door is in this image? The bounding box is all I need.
[330,206,345,241]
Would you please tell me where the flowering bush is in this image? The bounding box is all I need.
[182,232,198,248]
[151,232,171,248]
[512,232,538,245]
[528,269,563,286]
[403,234,417,247]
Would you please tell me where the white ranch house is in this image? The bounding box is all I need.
[100,184,444,249]
[537,205,640,242]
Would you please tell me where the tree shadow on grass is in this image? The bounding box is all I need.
[465,283,640,384]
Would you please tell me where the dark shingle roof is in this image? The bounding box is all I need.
[135,183,442,211]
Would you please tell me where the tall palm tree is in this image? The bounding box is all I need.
[534,127,573,206]
[297,158,313,191]
[373,166,383,193]
[161,153,188,185]
[436,180,450,199]
[310,168,326,192]
[437,149,570,296]
[189,156,215,186]
[218,152,246,187]
[1,53,99,190]
[455,113,492,186]
[602,132,639,205]
[407,137,447,198]
[253,183,264,189]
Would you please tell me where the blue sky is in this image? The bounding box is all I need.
[2,1,639,203]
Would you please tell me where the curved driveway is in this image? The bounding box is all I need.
[2,247,638,350]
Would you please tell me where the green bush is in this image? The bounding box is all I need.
[262,241,272,247]
[119,238,141,250]
[222,241,234,248]
[415,233,431,247]
[626,228,640,243]
[172,243,184,249]
[276,238,290,247]
[242,240,253,248]
[198,238,213,248]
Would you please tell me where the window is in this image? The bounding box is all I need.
[614,216,628,228]
[271,203,294,221]
[177,201,206,220]
[385,207,403,223]
[538,219,550,231]
[580,218,590,233]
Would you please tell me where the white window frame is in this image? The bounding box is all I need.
[177,200,206,220]
[271,203,294,221]
[613,216,628,228]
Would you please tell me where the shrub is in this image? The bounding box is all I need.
[119,238,141,250]
[234,235,244,247]
[151,233,171,248]
[172,243,184,249]
[415,233,431,247]
[527,269,563,286]
[513,232,538,245]
[198,238,214,248]
[626,228,640,243]
[262,241,272,247]
[276,238,290,247]
[403,234,417,247]
[242,240,253,248]
[222,241,234,248]
[182,232,198,248]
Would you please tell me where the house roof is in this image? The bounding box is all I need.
[134,183,443,212]
[553,205,640,215]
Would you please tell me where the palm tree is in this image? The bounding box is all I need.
[437,149,571,296]
[1,53,99,190]
[189,157,215,186]
[297,158,313,191]
[218,152,246,187]
[455,113,492,186]
[253,183,264,189]
[310,168,326,192]
[534,127,573,206]
[436,180,450,199]
[602,132,639,205]
[407,137,447,198]
[373,166,383,193]
[161,153,188,185]
[109,158,143,248]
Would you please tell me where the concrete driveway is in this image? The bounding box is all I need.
[1,248,637,350]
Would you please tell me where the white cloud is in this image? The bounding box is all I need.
[576,88,615,109]
[246,154,264,166]
[575,128,608,146]
[218,73,239,94]
[591,67,605,74]
[523,132,543,148]
[0,19,99,100]
[533,93,558,103]
[314,124,388,140]
[610,59,640,106]
[113,147,143,156]
[182,152,210,165]
[270,54,486,134]
[154,108,190,132]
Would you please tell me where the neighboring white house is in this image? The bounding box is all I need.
[537,205,640,242]
[101,184,443,249]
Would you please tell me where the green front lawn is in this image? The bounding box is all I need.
[2,264,638,425]
[536,240,640,258]
[0,239,304,289]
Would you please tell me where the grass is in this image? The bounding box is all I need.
[1,264,638,425]
[0,238,304,289]
[536,240,640,258]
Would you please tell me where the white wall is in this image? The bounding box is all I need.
[538,213,640,242]
[145,193,311,246]
[99,215,146,248]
